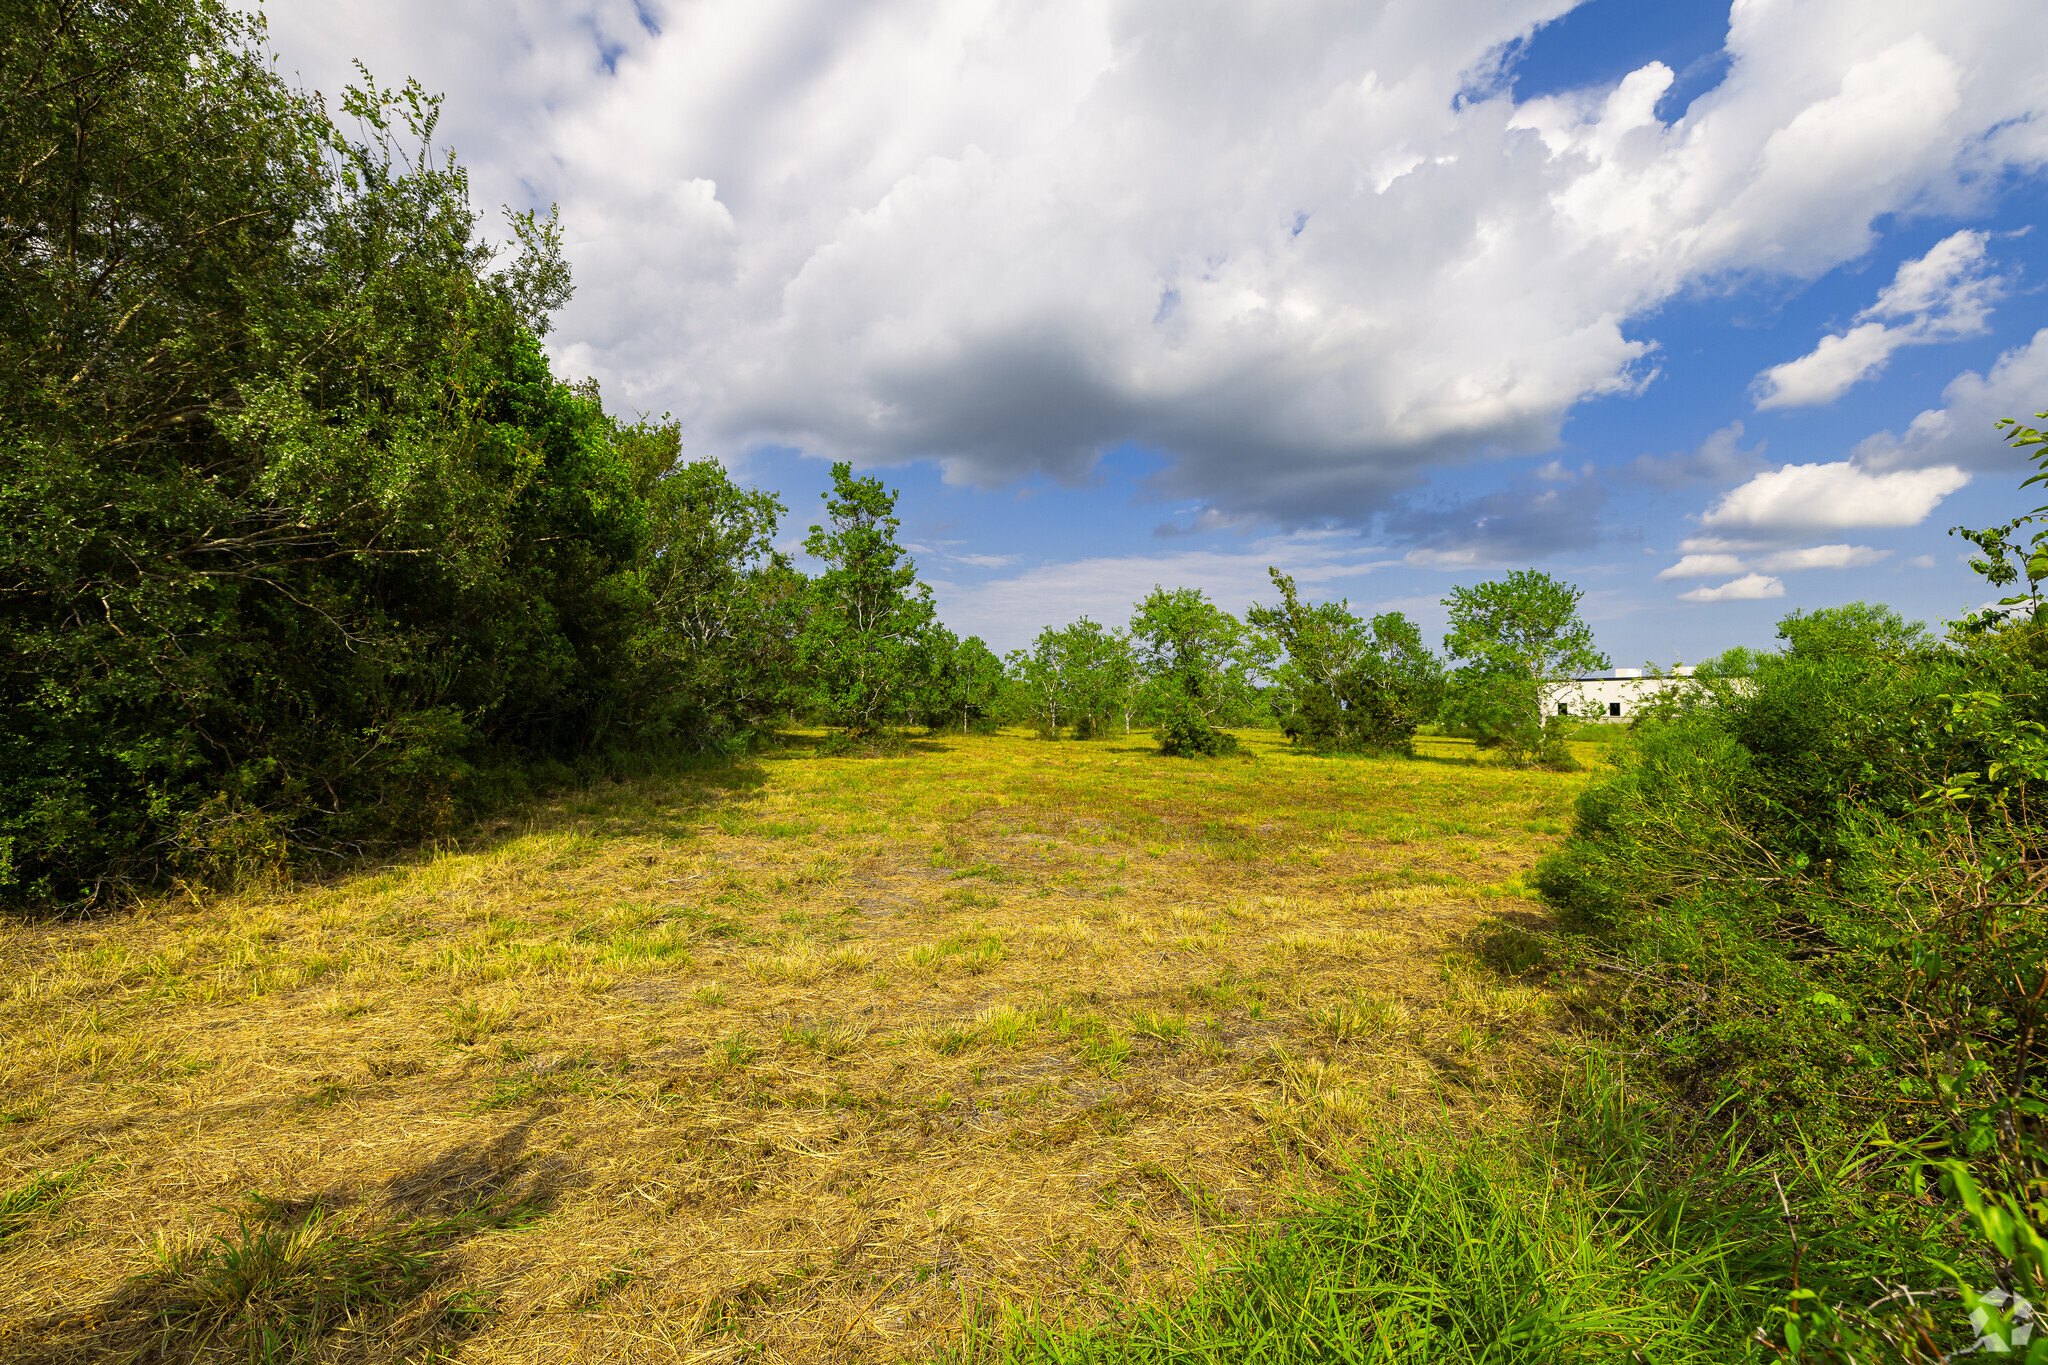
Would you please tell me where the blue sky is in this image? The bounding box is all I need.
[265,0,2048,661]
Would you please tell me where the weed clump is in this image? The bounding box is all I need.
[44,1192,542,1363]
[0,1160,94,1244]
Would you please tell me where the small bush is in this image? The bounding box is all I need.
[1156,705,1240,758]
[1535,715,1580,771]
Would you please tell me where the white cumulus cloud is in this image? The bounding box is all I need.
[1753,230,2001,409]
[1658,553,1748,579]
[1701,462,1969,530]
[1854,329,2048,473]
[1679,574,1786,603]
[1753,543,1890,571]
[1658,541,1888,580]
[260,0,2048,528]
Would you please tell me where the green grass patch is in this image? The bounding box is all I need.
[0,1160,95,1243]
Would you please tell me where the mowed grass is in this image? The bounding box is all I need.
[0,729,1595,1363]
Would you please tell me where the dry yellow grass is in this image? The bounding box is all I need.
[0,729,1592,1362]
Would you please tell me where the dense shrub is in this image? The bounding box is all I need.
[0,3,662,904]
[1155,702,1241,757]
[1534,597,2044,1161]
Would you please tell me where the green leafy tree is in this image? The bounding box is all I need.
[1129,587,1258,755]
[0,3,648,905]
[797,463,936,736]
[918,630,1004,733]
[1006,633,1071,736]
[1775,602,1933,660]
[619,422,798,749]
[1006,618,1138,738]
[1247,569,1441,754]
[1442,570,1606,765]
[1060,620,1140,738]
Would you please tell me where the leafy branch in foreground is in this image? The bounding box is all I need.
[1951,408,2048,632]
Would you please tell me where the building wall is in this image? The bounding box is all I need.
[1548,670,1695,723]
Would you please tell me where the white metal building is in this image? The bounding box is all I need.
[1550,667,1695,723]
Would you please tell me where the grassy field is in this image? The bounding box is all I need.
[0,729,1598,1363]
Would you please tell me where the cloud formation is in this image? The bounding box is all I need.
[1679,573,1785,603]
[1700,462,1969,531]
[1658,552,1746,580]
[1657,541,1887,579]
[1752,231,2001,409]
[1754,543,1890,571]
[261,0,2048,531]
[1854,329,2048,473]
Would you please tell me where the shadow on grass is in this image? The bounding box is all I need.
[1,1117,568,1364]
[767,731,959,758]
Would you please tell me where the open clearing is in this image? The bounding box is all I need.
[0,731,1592,1362]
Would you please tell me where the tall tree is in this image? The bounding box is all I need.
[1129,586,1258,754]
[1248,569,1441,754]
[797,463,936,736]
[620,423,798,748]
[1442,570,1607,761]
[1129,588,1253,712]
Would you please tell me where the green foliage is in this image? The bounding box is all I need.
[1438,669,1538,754]
[973,1109,1771,1363]
[0,2,658,906]
[1511,430,2048,1360]
[921,629,1006,733]
[797,463,936,736]
[1531,628,2045,1149]
[1443,569,1608,681]
[1949,407,2048,634]
[1130,586,1263,754]
[1247,569,1442,755]
[1441,571,1607,768]
[1154,701,1241,757]
[1437,673,1578,768]
[1536,582,2045,1174]
[622,430,800,749]
[1772,1149,2047,1361]
[1774,601,1934,659]
[1007,619,1138,738]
